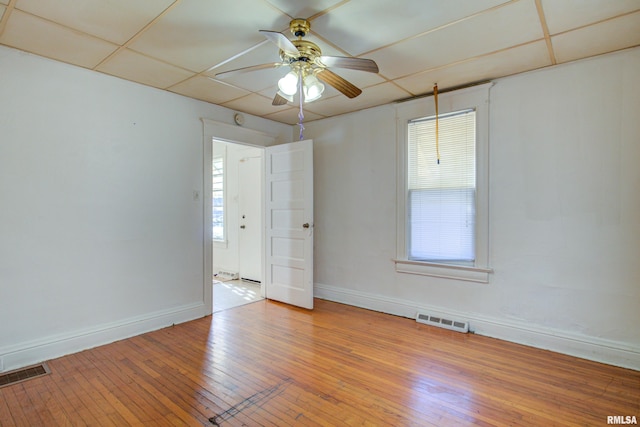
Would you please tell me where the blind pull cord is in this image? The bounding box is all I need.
[434,83,440,164]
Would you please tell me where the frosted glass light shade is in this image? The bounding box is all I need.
[278,71,299,96]
[303,74,324,102]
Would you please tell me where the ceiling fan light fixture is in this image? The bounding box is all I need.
[278,70,299,96]
[303,74,324,103]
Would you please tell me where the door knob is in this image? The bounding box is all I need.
[302,223,310,229]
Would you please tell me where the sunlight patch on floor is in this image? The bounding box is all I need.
[213,279,263,313]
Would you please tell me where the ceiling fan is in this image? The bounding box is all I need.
[215,18,379,106]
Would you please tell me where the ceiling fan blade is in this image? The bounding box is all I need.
[215,62,284,79]
[272,92,289,106]
[259,30,299,57]
[316,69,362,99]
[318,56,379,73]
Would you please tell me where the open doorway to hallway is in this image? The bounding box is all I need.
[211,140,265,312]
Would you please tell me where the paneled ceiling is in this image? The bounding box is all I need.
[1,0,639,124]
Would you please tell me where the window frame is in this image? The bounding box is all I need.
[211,141,227,248]
[395,83,493,283]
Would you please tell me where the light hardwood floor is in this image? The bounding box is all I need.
[1,299,638,426]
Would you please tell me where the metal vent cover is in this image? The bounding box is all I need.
[216,270,239,280]
[0,363,51,388]
[416,312,469,333]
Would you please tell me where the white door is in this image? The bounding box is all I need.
[238,156,262,283]
[265,139,314,309]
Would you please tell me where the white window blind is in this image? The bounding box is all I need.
[407,109,476,263]
[212,155,224,241]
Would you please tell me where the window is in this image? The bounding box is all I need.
[395,83,492,283]
[408,109,476,264]
[212,154,224,242]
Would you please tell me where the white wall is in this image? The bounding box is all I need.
[0,45,291,372]
[305,47,640,369]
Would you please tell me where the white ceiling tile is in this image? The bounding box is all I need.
[263,0,346,21]
[552,11,640,64]
[310,0,511,56]
[0,9,118,68]
[303,82,410,117]
[396,41,552,95]
[169,75,250,105]
[221,93,286,117]
[14,0,175,45]
[367,0,544,80]
[210,66,290,93]
[256,82,280,98]
[541,0,640,34]
[264,107,326,125]
[128,0,291,72]
[96,49,195,89]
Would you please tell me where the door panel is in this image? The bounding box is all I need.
[265,140,313,309]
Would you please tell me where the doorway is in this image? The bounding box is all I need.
[211,140,265,312]
[202,118,314,315]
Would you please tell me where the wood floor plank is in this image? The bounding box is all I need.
[85,347,169,424]
[19,379,65,426]
[1,299,638,426]
[0,391,15,425]
[2,385,30,426]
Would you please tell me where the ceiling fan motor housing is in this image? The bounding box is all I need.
[292,40,322,61]
[279,19,322,64]
[289,18,310,38]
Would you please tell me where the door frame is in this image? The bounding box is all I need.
[201,119,275,316]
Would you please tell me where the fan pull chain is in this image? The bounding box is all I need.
[434,83,440,164]
[298,74,305,140]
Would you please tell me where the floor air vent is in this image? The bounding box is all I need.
[0,363,51,388]
[215,270,239,281]
[416,312,469,333]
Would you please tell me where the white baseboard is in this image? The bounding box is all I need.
[314,283,640,371]
[0,302,207,373]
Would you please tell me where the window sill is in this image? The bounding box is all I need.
[394,259,492,283]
